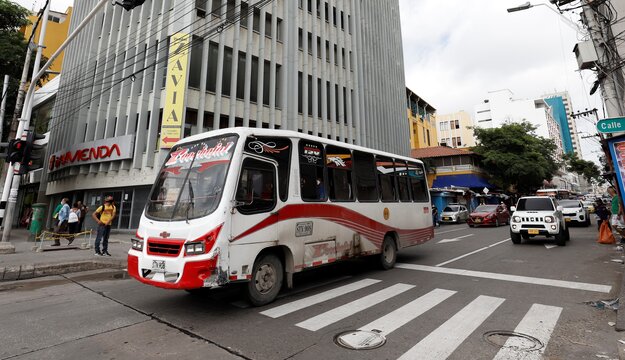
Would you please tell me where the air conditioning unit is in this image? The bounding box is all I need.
[573,41,598,70]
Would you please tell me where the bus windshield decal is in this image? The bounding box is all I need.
[165,141,235,167]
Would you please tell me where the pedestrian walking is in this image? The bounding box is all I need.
[92,196,116,256]
[53,198,70,246]
[432,205,440,228]
[76,200,88,231]
[67,202,81,245]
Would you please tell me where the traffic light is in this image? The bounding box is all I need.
[115,0,145,11]
[19,129,46,175]
[7,139,26,164]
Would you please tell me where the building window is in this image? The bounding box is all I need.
[453,120,460,129]
[188,36,204,89]
[206,42,219,93]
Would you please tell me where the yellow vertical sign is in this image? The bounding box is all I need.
[160,32,190,148]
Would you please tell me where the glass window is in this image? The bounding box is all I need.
[407,162,429,202]
[516,198,554,211]
[376,156,396,202]
[207,42,219,92]
[240,1,249,27]
[299,141,326,201]
[236,158,276,214]
[222,46,233,96]
[393,160,411,202]
[236,51,246,99]
[244,136,292,202]
[353,151,378,202]
[326,146,353,201]
[188,36,203,89]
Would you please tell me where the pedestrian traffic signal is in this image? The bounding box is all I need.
[19,130,46,175]
[7,139,26,164]
[115,0,145,11]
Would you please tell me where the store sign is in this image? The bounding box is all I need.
[160,32,190,149]
[48,135,135,172]
[608,136,625,212]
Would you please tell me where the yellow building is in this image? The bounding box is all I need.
[20,7,72,85]
[436,110,476,149]
[406,87,438,149]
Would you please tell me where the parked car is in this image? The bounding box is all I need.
[582,200,595,214]
[560,199,591,226]
[510,196,569,246]
[439,204,469,224]
[467,204,510,227]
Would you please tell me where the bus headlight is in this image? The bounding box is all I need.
[185,242,205,255]
[131,238,143,251]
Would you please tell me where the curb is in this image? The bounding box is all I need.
[617,264,625,332]
[0,259,127,281]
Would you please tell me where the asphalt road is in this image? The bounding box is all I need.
[2,221,624,360]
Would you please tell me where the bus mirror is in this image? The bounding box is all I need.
[510,206,516,212]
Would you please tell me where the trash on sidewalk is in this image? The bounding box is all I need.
[585,298,620,310]
[618,339,625,345]
[615,245,624,252]
[609,322,616,327]
[610,259,624,264]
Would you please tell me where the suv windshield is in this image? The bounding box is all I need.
[146,135,238,221]
[559,200,581,208]
[516,198,554,211]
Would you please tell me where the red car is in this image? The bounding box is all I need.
[467,204,510,227]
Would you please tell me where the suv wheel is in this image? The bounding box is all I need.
[555,227,566,246]
[510,230,522,244]
[495,218,500,227]
[564,226,570,242]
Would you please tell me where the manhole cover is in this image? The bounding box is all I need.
[483,330,544,351]
[334,330,386,350]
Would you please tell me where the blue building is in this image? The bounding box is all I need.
[544,96,574,154]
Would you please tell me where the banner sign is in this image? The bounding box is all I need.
[160,32,191,149]
[48,135,135,172]
[608,136,625,206]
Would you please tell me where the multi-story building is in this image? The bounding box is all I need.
[474,89,564,158]
[436,111,475,149]
[543,91,580,155]
[41,0,409,230]
[406,88,437,149]
[20,7,72,85]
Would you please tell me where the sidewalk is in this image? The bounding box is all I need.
[0,228,131,281]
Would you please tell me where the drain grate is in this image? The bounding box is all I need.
[334,330,386,350]
[483,330,544,351]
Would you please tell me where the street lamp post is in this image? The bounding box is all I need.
[506,2,585,34]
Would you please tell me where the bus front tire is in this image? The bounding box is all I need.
[380,236,397,270]
[247,253,283,306]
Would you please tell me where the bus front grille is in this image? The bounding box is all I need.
[147,240,182,256]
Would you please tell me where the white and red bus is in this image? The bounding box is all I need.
[128,128,434,305]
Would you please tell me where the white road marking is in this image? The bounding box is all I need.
[436,239,510,266]
[395,263,612,293]
[260,278,381,318]
[359,288,456,336]
[397,295,505,360]
[435,228,469,235]
[544,244,558,249]
[492,303,562,360]
[295,283,414,331]
[438,234,474,244]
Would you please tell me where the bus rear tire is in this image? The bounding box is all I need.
[380,236,397,270]
[247,253,283,306]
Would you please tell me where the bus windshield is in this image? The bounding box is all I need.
[146,135,238,221]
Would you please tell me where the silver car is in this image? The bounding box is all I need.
[440,204,469,224]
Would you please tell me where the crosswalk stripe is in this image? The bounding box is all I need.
[359,288,457,336]
[295,283,415,331]
[260,278,381,318]
[396,263,612,293]
[398,295,505,360]
[492,304,562,360]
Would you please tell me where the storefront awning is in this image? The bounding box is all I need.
[432,174,494,189]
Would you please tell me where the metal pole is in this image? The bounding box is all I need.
[1,0,111,248]
[0,75,9,141]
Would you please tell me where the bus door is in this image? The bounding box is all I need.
[231,156,279,248]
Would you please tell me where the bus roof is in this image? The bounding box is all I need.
[176,127,424,165]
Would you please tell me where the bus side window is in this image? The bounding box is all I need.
[408,162,429,202]
[354,151,378,202]
[395,160,411,202]
[376,156,396,202]
[326,145,353,201]
[299,140,326,202]
[236,158,276,214]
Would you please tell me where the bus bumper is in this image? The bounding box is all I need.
[127,254,226,290]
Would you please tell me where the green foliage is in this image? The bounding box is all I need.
[471,122,560,194]
[562,153,604,184]
[0,0,30,31]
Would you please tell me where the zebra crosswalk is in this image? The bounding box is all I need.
[258,278,563,360]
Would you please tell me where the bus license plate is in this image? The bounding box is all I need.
[152,260,166,272]
[528,229,539,235]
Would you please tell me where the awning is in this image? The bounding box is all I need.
[432,174,494,189]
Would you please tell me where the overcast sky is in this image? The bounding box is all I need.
[12,0,603,161]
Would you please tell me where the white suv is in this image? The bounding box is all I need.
[509,196,569,246]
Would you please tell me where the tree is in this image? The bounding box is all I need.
[562,153,604,184]
[0,0,48,142]
[471,122,560,194]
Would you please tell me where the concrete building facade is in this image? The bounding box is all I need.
[42,0,409,230]
[436,110,475,149]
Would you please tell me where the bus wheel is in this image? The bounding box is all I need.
[380,236,397,270]
[247,253,283,306]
